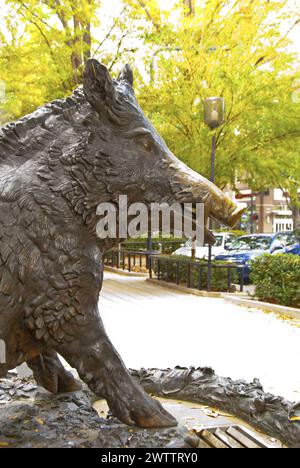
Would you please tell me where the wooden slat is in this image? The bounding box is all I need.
[226,427,262,449]
[200,429,229,449]
[235,426,268,448]
[213,428,245,449]
[197,439,212,449]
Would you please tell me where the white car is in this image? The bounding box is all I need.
[172,232,237,260]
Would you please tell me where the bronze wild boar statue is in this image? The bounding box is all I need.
[0,60,246,428]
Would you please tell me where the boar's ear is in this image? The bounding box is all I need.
[83,59,115,109]
[118,64,134,87]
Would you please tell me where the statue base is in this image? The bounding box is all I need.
[132,366,300,448]
[0,366,299,448]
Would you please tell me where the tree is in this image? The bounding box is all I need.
[124,0,300,203]
[0,0,136,121]
[5,0,99,85]
[184,0,195,16]
[1,0,300,207]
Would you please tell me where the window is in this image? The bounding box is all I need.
[274,219,294,233]
[226,236,272,251]
[225,236,236,250]
[274,234,298,248]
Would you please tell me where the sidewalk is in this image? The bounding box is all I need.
[101,271,300,403]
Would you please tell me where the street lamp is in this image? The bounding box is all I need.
[204,97,225,183]
[204,97,225,290]
[204,97,225,130]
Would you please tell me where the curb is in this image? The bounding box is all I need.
[104,266,148,277]
[146,278,222,298]
[223,295,300,321]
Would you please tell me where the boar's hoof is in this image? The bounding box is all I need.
[27,351,82,395]
[131,398,178,428]
[109,390,177,428]
[38,367,82,395]
[227,202,247,228]
[57,371,82,394]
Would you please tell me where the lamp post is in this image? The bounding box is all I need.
[204,97,225,291]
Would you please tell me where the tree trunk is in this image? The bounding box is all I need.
[71,14,83,85]
[82,21,92,63]
[184,0,195,15]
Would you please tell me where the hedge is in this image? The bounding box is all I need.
[214,229,247,237]
[152,255,239,292]
[250,254,300,308]
[122,230,246,254]
[122,236,185,254]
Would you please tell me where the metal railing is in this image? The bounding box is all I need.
[149,255,245,293]
[103,250,245,292]
[103,250,158,273]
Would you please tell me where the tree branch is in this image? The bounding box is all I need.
[17,0,56,31]
[136,0,161,32]
[93,21,117,58]
[17,9,68,91]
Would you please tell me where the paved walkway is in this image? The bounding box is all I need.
[101,272,300,403]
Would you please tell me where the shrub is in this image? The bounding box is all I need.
[152,255,239,292]
[250,254,300,308]
[123,236,185,254]
[215,229,247,238]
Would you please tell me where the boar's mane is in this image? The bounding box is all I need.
[0,89,85,172]
[0,62,142,174]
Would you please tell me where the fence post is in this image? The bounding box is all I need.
[187,263,191,288]
[227,267,232,292]
[176,261,180,285]
[240,267,244,293]
[207,262,212,292]
[198,265,202,290]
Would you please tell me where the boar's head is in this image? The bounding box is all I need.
[81,59,246,237]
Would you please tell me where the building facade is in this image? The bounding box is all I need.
[226,186,297,234]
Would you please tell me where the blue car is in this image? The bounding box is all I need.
[215,232,298,281]
[287,229,300,255]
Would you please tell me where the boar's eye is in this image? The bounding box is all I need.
[125,128,157,152]
[136,135,156,152]
[142,139,153,151]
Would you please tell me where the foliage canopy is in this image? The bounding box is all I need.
[0,0,299,199]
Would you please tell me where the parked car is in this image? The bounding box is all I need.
[215,232,297,281]
[293,227,300,236]
[291,227,300,249]
[274,231,300,256]
[172,232,237,259]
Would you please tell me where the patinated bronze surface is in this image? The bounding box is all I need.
[0,59,245,428]
[1,369,299,447]
[133,367,300,448]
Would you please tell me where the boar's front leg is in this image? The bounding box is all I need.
[26,349,82,394]
[53,311,177,428]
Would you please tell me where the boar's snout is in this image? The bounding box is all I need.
[166,155,247,228]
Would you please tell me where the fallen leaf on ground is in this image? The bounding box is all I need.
[202,408,220,418]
